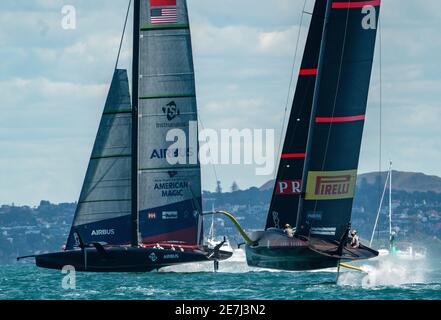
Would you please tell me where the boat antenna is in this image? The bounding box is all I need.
[198,116,220,190]
[377,9,384,241]
[389,160,393,237]
[115,0,132,70]
[369,161,391,247]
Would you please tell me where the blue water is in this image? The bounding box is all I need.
[1,253,440,300]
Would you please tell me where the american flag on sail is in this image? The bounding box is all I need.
[149,0,177,25]
[150,8,177,24]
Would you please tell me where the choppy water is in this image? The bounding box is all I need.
[1,250,440,300]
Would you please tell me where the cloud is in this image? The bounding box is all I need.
[0,0,440,204]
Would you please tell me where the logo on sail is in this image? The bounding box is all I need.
[155,180,189,197]
[162,101,180,121]
[91,229,115,236]
[150,148,193,160]
[148,212,157,220]
[305,170,357,200]
[162,211,178,220]
[150,0,177,25]
[276,180,302,195]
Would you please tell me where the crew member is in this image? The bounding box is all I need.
[350,230,360,248]
[283,224,294,238]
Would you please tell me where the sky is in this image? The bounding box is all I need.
[1,0,440,206]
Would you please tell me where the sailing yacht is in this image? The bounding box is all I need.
[370,162,427,261]
[18,0,232,272]
[245,0,381,271]
[206,205,233,255]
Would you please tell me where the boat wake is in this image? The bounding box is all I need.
[162,249,431,287]
[160,249,284,273]
[338,256,428,288]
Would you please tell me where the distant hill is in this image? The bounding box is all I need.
[259,180,275,192]
[2,171,441,264]
[359,171,441,194]
[260,171,441,194]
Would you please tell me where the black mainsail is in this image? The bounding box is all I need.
[265,0,327,230]
[246,0,381,271]
[25,0,232,272]
[296,0,381,241]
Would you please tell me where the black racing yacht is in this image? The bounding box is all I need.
[246,0,381,271]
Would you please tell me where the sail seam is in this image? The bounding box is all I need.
[139,165,200,172]
[140,94,195,100]
[103,110,132,115]
[79,199,131,204]
[141,72,194,77]
[90,154,131,160]
[141,23,189,31]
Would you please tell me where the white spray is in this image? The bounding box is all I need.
[338,256,428,288]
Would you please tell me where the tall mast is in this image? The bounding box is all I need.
[131,0,140,247]
[264,0,327,231]
[210,202,215,239]
[389,161,392,236]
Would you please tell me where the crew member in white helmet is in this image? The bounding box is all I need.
[350,230,360,248]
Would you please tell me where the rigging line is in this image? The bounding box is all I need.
[82,0,133,202]
[370,167,390,247]
[277,80,314,182]
[378,14,383,213]
[72,0,131,224]
[274,0,308,177]
[115,0,132,70]
[376,15,383,242]
[198,116,220,186]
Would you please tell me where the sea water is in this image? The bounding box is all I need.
[1,250,440,300]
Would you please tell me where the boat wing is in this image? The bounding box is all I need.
[295,0,382,242]
[137,0,203,246]
[309,237,378,261]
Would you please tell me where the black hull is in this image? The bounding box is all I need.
[35,247,232,272]
[245,229,378,271]
[246,245,338,271]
